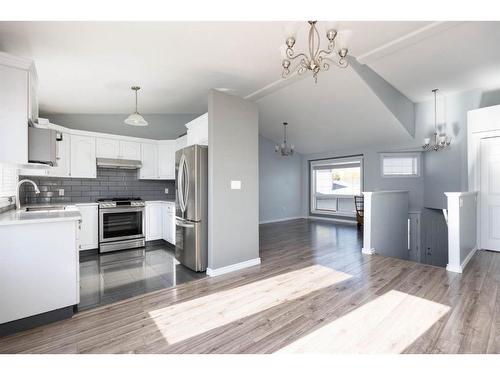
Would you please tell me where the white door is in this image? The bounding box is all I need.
[70,134,96,178]
[75,204,99,251]
[480,137,500,251]
[146,203,163,241]
[140,143,158,179]
[120,141,141,160]
[158,141,175,179]
[96,137,119,158]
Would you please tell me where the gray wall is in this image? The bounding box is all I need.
[40,113,199,140]
[20,168,175,205]
[208,90,259,270]
[259,135,303,223]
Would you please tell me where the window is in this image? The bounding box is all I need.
[381,153,420,177]
[0,164,18,208]
[310,156,362,216]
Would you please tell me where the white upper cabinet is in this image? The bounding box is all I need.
[120,140,141,160]
[47,132,71,177]
[186,113,208,146]
[96,138,119,158]
[175,135,188,151]
[158,141,176,180]
[96,138,141,160]
[140,143,159,179]
[70,134,96,178]
[0,52,36,165]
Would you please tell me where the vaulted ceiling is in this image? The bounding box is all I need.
[1,21,499,153]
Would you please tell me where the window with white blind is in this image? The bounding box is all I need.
[0,164,18,206]
[310,156,363,216]
[381,153,420,177]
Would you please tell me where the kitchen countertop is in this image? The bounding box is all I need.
[145,200,175,204]
[0,205,82,226]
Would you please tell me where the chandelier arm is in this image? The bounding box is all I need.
[286,48,309,62]
[317,47,335,59]
[283,58,309,78]
[319,56,348,69]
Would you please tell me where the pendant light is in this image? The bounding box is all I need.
[124,86,148,126]
[422,89,451,151]
[275,122,295,156]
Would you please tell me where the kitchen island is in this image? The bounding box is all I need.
[0,206,81,336]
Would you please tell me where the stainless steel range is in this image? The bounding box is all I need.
[97,197,145,253]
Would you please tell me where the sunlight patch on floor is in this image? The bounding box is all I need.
[277,290,450,354]
[148,264,352,345]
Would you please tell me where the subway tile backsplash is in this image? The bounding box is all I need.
[20,168,175,205]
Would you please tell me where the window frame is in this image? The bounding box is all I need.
[380,152,421,178]
[309,155,363,217]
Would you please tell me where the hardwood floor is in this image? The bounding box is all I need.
[1,218,499,354]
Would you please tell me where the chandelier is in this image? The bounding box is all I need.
[281,21,352,83]
[422,89,451,151]
[124,86,148,126]
[275,122,295,156]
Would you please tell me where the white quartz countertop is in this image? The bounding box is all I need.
[0,205,82,226]
[145,200,175,204]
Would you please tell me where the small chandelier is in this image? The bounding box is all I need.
[422,89,451,151]
[124,86,148,126]
[281,21,351,83]
[275,122,295,157]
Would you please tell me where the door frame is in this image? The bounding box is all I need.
[468,105,500,251]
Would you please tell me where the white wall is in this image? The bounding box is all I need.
[208,90,259,271]
[259,135,303,223]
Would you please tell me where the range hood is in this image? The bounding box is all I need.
[96,157,142,169]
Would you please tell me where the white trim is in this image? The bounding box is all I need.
[446,247,478,274]
[362,248,376,255]
[307,216,357,225]
[206,257,261,277]
[356,22,464,64]
[259,216,305,224]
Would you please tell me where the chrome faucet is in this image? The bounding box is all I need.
[16,179,40,210]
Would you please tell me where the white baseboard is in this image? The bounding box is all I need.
[446,247,477,274]
[259,216,305,224]
[308,216,357,225]
[207,257,261,277]
[362,248,376,255]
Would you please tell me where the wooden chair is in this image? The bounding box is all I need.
[354,195,364,227]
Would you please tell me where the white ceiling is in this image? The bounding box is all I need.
[1,21,499,154]
[0,21,428,114]
[257,65,413,154]
[367,22,500,102]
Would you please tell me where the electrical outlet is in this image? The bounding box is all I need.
[165,188,169,194]
[58,189,65,196]
[231,180,241,190]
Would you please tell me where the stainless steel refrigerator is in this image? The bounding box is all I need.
[175,144,208,272]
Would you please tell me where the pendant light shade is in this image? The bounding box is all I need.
[124,86,148,126]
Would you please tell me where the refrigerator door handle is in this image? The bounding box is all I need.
[182,155,189,210]
[178,153,186,213]
[176,219,195,228]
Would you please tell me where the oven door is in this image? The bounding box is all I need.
[99,207,145,243]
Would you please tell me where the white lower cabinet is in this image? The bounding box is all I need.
[145,202,164,241]
[162,202,176,245]
[75,203,99,251]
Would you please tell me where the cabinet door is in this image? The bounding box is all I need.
[47,133,71,177]
[70,134,96,178]
[0,64,28,165]
[146,203,163,241]
[96,137,119,159]
[140,143,158,179]
[120,141,141,160]
[162,203,170,242]
[76,204,99,251]
[158,141,175,179]
[169,205,176,245]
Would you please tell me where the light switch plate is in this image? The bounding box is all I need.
[165,188,169,194]
[58,189,64,196]
[231,180,241,190]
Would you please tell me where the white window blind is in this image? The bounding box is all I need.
[381,154,419,176]
[0,164,18,198]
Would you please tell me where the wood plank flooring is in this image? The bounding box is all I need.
[1,218,499,353]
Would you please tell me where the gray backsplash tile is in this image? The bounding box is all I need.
[20,168,175,204]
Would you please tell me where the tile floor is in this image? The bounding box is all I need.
[78,241,206,311]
